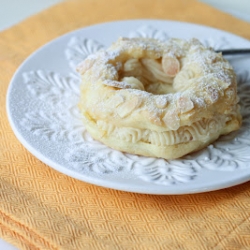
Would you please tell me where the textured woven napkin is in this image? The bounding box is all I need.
[1,0,250,249]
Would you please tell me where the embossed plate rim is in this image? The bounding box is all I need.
[6,19,250,194]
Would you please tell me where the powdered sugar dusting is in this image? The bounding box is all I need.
[79,36,236,129]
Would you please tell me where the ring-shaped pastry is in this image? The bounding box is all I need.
[77,37,241,159]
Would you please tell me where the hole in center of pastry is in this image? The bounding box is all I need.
[120,58,177,95]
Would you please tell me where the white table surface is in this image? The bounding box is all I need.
[1,0,249,249]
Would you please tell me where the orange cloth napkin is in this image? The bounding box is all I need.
[1,0,250,249]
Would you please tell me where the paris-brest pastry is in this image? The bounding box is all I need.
[77,37,241,159]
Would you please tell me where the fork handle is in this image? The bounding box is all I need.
[215,48,250,55]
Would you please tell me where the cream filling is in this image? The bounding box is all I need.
[96,116,227,146]
[120,58,175,95]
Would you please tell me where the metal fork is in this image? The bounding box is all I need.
[215,48,250,55]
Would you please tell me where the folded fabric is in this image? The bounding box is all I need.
[0,0,250,249]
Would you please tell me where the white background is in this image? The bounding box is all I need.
[0,0,249,249]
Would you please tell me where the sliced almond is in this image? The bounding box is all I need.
[162,54,180,77]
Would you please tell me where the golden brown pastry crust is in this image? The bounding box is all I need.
[77,37,241,159]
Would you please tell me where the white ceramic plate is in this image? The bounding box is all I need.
[7,20,250,194]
